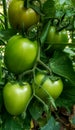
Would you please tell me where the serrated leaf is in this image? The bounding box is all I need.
[49,51,75,85]
[42,0,56,18]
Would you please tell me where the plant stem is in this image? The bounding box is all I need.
[34,94,49,112]
[2,0,8,29]
[38,59,52,74]
[17,69,33,81]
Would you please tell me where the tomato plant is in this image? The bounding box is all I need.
[33,72,63,101]
[3,81,32,115]
[8,0,40,29]
[4,34,38,74]
[1,0,75,129]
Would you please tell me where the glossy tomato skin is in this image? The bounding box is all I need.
[8,0,23,29]
[47,26,68,50]
[3,81,32,115]
[8,0,40,29]
[53,29,68,49]
[4,35,38,74]
[47,26,68,43]
[33,72,63,101]
[21,8,40,28]
[47,26,56,44]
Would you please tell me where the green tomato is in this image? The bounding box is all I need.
[47,26,68,44]
[3,81,32,115]
[47,26,56,44]
[33,72,63,101]
[53,29,68,49]
[47,26,68,50]
[57,29,68,44]
[4,35,38,74]
[8,0,40,29]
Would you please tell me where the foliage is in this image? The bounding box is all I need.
[0,0,75,129]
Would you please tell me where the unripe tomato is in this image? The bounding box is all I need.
[3,81,32,115]
[47,26,68,50]
[47,26,68,44]
[8,0,40,29]
[53,29,68,49]
[57,29,68,44]
[33,72,63,101]
[4,35,38,74]
[47,26,56,44]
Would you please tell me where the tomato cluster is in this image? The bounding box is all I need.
[3,33,63,115]
[3,0,64,116]
[3,34,39,115]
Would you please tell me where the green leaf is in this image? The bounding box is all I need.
[28,2,44,16]
[49,51,75,85]
[0,29,17,41]
[22,110,31,130]
[28,98,44,120]
[40,21,51,45]
[40,116,61,130]
[42,0,56,18]
[24,0,44,16]
[71,0,75,7]
[62,81,75,103]
[2,116,23,130]
[56,79,75,109]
